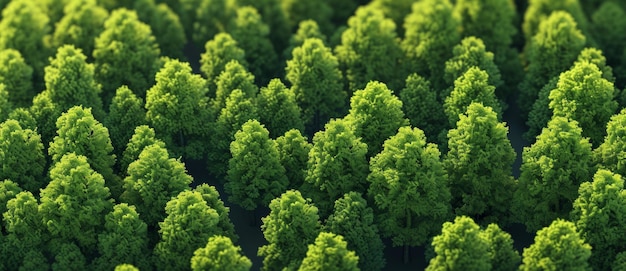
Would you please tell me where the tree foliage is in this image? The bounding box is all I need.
[51,0,108,58]
[522,0,588,41]
[257,78,304,138]
[298,232,359,271]
[212,60,258,115]
[595,108,626,176]
[133,0,186,59]
[0,179,22,223]
[105,86,146,156]
[191,235,251,271]
[120,125,166,174]
[275,129,312,193]
[0,49,34,107]
[192,0,237,47]
[481,224,521,271]
[399,74,446,143]
[444,67,502,126]
[0,120,46,192]
[194,184,238,242]
[2,191,46,269]
[200,33,247,91]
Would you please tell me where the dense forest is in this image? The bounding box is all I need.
[1,0,626,270]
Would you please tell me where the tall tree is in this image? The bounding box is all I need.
[594,108,626,176]
[194,184,238,242]
[200,33,247,91]
[522,0,588,41]
[132,0,186,59]
[366,0,417,31]
[275,129,312,192]
[298,232,359,271]
[444,67,502,126]
[591,2,626,86]
[237,0,291,54]
[2,191,46,269]
[257,78,304,138]
[481,224,521,271]
[0,120,46,192]
[0,49,34,107]
[191,235,251,271]
[283,20,327,61]
[258,190,322,271]
[29,90,61,146]
[51,0,108,58]
[368,126,451,263]
[105,86,146,156]
[0,180,22,223]
[50,242,88,271]
[399,74,446,143]
[212,60,258,115]
[280,0,333,35]
[192,0,237,47]
[120,125,166,175]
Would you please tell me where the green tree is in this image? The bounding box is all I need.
[7,108,37,131]
[0,120,46,192]
[590,2,626,86]
[305,119,368,215]
[571,169,626,270]
[93,8,161,100]
[191,235,251,271]
[298,232,359,271]
[120,125,166,174]
[613,252,626,271]
[399,74,446,143]
[444,67,502,126]
[524,77,559,142]
[518,11,586,117]
[39,153,113,252]
[154,190,221,271]
[29,91,61,146]
[105,86,146,156]
[520,219,591,271]
[368,126,451,263]
[2,191,46,269]
[258,190,322,271]
[366,0,417,31]
[522,0,588,41]
[51,0,108,58]
[481,224,521,271]
[280,0,333,34]
[133,0,186,59]
[514,117,593,232]
[94,203,151,271]
[0,84,10,121]
[595,108,626,176]
[200,33,247,91]
[257,78,304,138]
[192,0,237,47]
[444,103,516,223]
[38,0,70,27]
[426,216,491,271]
[114,264,139,271]
[275,129,312,191]
[286,38,346,133]
[146,59,211,159]
[194,184,238,242]
[283,20,326,61]
[121,144,192,228]
[238,0,291,54]
[212,60,258,115]
[325,192,385,271]
[345,81,408,157]
[335,6,403,92]
[0,49,34,107]
[50,242,87,271]
[225,120,288,210]
[0,180,22,222]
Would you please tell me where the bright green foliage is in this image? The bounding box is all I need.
[93,8,161,99]
[345,81,409,157]
[146,59,211,159]
[576,47,615,83]
[7,108,37,131]
[0,84,10,121]
[426,216,492,271]
[518,11,586,117]
[275,129,312,191]
[284,20,327,60]
[298,232,359,271]
[481,224,521,271]
[368,126,451,248]
[94,203,150,271]
[2,191,46,269]
[29,91,61,145]
[48,106,118,194]
[520,219,591,271]
[443,37,503,99]
[286,38,346,133]
[226,120,288,210]
[335,6,403,92]
[228,6,279,85]
[0,0,51,85]
[522,0,588,41]
[257,78,304,138]
[154,190,221,271]
[51,242,87,271]
[194,184,238,242]
[191,235,252,271]
[200,33,247,90]
[133,0,186,59]
[595,109,626,176]
[212,60,258,115]
[305,119,368,215]
[192,0,237,47]
[208,89,259,179]
[39,153,113,251]
[238,0,291,54]
[444,67,502,126]
[0,120,46,192]
[0,180,22,221]
[402,0,459,88]
[280,0,333,34]
[514,117,593,232]
[114,264,139,271]
[325,192,385,271]
[524,77,559,142]
[571,169,626,270]
[366,0,417,31]
[45,45,105,120]
[591,2,626,83]
[121,144,192,227]
[259,190,322,271]
[51,0,108,58]
[120,125,166,174]
[38,0,70,26]
[0,49,34,107]
[399,74,446,143]
[105,86,146,156]
[549,62,617,147]
[444,103,516,223]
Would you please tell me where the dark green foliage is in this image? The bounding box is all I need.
[444,67,502,126]
[481,224,521,271]
[192,0,237,47]
[194,184,238,242]
[212,60,258,115]
[225,120,288,210]
[280,0,333,34]
[121,144,192,227]
[283,20,327,60]
[524,77,558,142]
[200,33,247,91]
[191,235,251,271]
[514,117,593,232]
[0,49,34,107]
[399,74,446,143]
[105,86,146,156]
[258,190,322,271]
[2,191,46,269]
[238,0,291,54]
[591,2,626,86]
[345,81,409,157]
[0,180,22,223]
[0,120,46,192]
[39,0,70,27]
[366,0,417,31]
[614,252,626,271]
[51,0,108,58]
[257,78,304,138]
[275,129,312,191]
[29,91,62,146]
[298,232,359,271]
[133,0,186,59]
[51,242,87,271]
[368,126,451,248]
[520,219,591,271]
[0,84,10,121]
[325,192,385,271]
[120,125,166,174]
[18,250,49,271]
[522,0,588,41]
[595,108,626,176]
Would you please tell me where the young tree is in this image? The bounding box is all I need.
[29,91,61,146]
[0,49,34,107]
[7,108,37,131]
[105,86,146,156]
[257,78,304,138]
[0,180,22,222]
[368,126,451,263]
[522,0,588,41]
[121,144,192,227]
[212,60,258,115]
[280,0,333,34]
[426,216,492,271]
[192,0,237,47]
[591,2,626,85]
[524,77,559,142]
[481,224,521,271]
[120,125,166,175]
[2,190,47,268]
[51,0,108,58]
[514,117,593,232]
[275,129,312,191]
[286,38,346,133]
[200,33,247,90]
[133,0,186,59]
[191,235,251,271]
[366,0,416,31]
[444,103,516,223]
[194,184,238,242]
[154,190,221,271]
[325,192,385,271]
[225,120,288,210]
[298,232,359,271]
[258,190,322,271]
[0,120,46,192]
[594,108,626,176]
[283,20,327,61]
[444,67,502,126]
[335,6,403,92]
[399,74,446,143]
[0,84,10,122]
[50,242,87,271]
[237,0,291,54]
[345,81,409,157]
[520,219,591,271]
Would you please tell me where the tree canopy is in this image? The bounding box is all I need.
[298,232,359,271]
[191,235,251,271]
